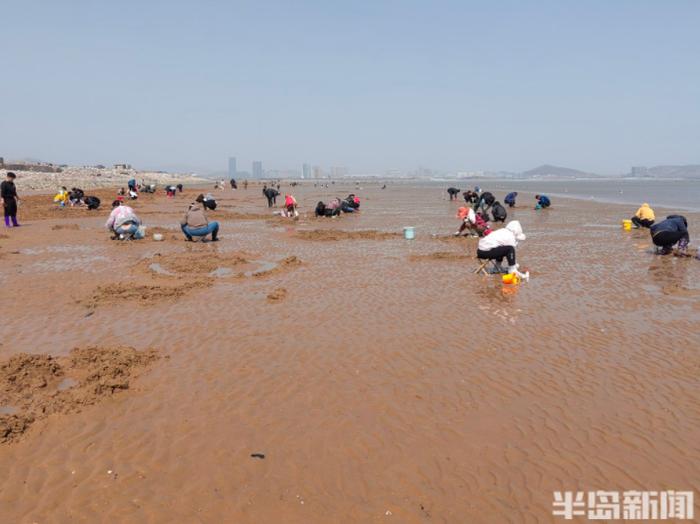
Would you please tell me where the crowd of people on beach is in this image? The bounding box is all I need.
[1,170,696,271]
[447,184,695,279]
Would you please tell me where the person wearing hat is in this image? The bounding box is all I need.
[455,206,491,237]
[631,203,655,228]
[476,220,529,279]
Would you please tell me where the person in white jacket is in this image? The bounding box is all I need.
[476,220,529,279]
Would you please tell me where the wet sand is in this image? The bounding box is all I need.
[0,183,699,522]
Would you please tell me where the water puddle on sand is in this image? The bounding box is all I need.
[244,260,278,277]
[0,405,19,415]
[22,245,98,256]
[57,377,78,391]
[209,267,233,277]
[149,263,175,276]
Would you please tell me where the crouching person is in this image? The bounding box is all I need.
[106,200,141,240]
[476,220,529,279]
[181,194,219,242]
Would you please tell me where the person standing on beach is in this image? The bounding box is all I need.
[1,172,20,227]
[631,203,655,228]
[650,215,688,255]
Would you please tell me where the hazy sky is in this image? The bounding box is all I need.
[2,1,699,174]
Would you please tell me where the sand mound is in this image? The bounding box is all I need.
[51,224,80,231]
[295,229,399,241]
[266,288,288,302]
[0,347,159,443]
[410,251,470,262]
[142,252,250,276]
[252,256,302,278]
[211,210,273,221]
[82,280,211,309]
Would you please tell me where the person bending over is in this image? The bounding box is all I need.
[447,187,461,200]
[650,215,688,255]
[535,194,551,209]
[504,192,518,208]
[632,203,655,228]
[463,190,478,204]
[491,201,507,223]
[284,194,299,218]
[264,187,279,207]
[105,200,141,240]
[455,207,491,237]
[181,194,220,242]
[476,220,529,279]
[474,191,496,215]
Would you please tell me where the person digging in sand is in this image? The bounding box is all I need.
[181,194,220,242]
[650,215,688,255]
[105,200,141,240]
[631,203,655,229]
[476,220,529,280]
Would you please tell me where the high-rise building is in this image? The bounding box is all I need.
[228,157,237,179]
[330,166,348,178]
[302,163,311,179]
[312,166,323,179]
[252,161,263,179]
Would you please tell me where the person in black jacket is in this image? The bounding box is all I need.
[650,215,689,255]
[1,172,20,227]
[491,201,507,223]
[447,187,461,201]
[475,191,496,215]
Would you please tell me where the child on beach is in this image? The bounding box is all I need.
[1,172,20,227]
[631,203,655,228]
[54,187,69,207]
[650,215,689,255]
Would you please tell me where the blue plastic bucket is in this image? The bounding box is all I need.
[403,227,415,240]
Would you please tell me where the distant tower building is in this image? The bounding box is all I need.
[228,157,237,179]
[313,166,323,179]
[302,163,311,180]
[252,161,263,179]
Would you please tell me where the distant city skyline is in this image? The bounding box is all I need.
[2,2,699,175]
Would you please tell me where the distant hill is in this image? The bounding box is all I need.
[520,164,596,178]
[628,165,700,178]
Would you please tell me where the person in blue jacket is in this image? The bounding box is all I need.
[504,192,518,207]
[535,194,551,209]
[650,215,689,255]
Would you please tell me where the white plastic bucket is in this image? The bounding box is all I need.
[403,227,415,240]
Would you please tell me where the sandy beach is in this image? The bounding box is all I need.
[1,182,698,522]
